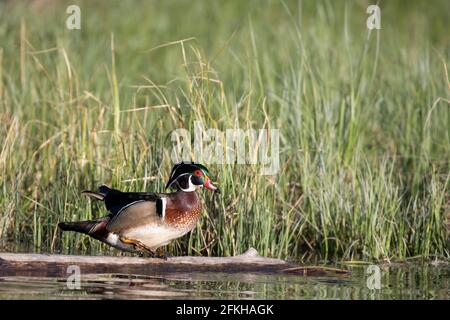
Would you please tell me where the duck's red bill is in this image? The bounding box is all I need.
[204,179,220,193]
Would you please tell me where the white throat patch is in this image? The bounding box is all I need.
[178,175,198,192]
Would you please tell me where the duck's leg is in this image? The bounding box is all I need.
[119,236,156,257]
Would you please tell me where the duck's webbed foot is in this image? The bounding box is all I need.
[137,250,155,258]
[154,247,171,260]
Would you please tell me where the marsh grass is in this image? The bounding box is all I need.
[0,0,448,261]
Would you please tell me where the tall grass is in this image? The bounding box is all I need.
[0,0,448,261]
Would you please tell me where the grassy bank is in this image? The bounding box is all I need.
[0,0,448,261]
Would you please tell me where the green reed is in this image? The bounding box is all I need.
[0,0,448,261]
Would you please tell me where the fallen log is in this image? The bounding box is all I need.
[0,248,349,277]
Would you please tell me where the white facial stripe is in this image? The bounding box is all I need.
[179,175,197,192]
[168,172,190,189]
[170,166,179,179]
[167,172,189,189]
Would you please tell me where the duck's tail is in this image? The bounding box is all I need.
[58,217,110,240]
[58,220,98,234]
[59,185,113,240]
[81,185,111,201]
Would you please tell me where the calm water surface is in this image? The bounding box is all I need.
[0,264,448,299]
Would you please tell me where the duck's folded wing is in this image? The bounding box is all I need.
[103,190,162,216]
[106,200,165,234]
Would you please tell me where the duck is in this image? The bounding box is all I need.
[58,161,219,257]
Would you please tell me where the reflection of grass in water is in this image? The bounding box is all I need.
[0,265,447,299]
[0,1,449,261]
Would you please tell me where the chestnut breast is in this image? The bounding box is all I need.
[164,191,202,229]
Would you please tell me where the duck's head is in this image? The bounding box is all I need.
[165,161,220,194]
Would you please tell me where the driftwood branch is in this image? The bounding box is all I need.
[0,248,349,277]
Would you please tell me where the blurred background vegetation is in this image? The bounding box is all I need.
[0,0,448,262]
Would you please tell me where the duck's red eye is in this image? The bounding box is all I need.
[194,170,203,177]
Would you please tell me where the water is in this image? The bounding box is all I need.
[0,264,448,299]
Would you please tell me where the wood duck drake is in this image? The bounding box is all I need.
[58,162,219,257]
